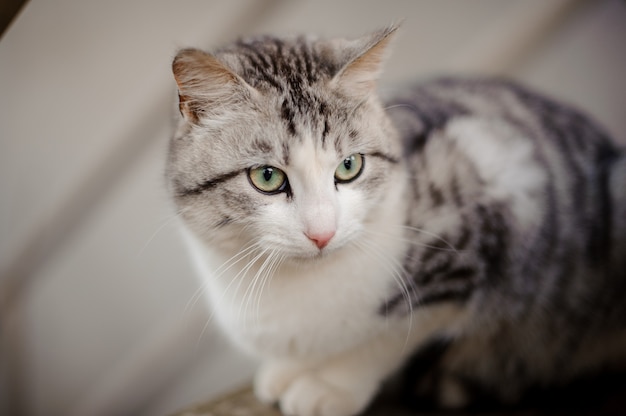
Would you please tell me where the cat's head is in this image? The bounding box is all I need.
[167,26,403,260]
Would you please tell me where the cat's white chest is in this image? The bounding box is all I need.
[189,234,406,359]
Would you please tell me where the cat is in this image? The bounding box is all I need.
[166,25,626,416]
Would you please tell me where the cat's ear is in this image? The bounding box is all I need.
[331,25,399,97]
[172,48,251,123]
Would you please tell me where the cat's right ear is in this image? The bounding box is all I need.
[330,24,399,99]
[172,48,249,123]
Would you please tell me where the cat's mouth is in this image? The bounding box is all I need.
[284,249,327,263]
[286,242,344,263]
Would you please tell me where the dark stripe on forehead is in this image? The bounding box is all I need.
[281,99,297,136]
[293,40,308,78]
[281,142,290,166]
[299,40,315,84]
[177,170,240,197]
[322,120,331,145]
[252,139,274,153]
[319,101,329,115]
[319,101,330,145]
[235,43,278,83]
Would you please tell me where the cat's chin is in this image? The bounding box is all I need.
[274,244,340,265]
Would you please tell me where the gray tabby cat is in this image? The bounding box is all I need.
[167,26,626,416]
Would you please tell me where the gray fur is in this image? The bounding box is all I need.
[167,29,626,409]
[385,78,626,403]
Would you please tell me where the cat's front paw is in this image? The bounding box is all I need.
[280,374,367,416]
[254,360,308,404]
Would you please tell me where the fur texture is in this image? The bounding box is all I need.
[167,26,626,416]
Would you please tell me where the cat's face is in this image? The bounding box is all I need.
[168,28,401,260]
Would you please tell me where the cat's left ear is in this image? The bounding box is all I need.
[172,48,253,123]
[331,24,399,97]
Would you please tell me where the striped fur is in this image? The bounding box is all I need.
[167,28,626,415]
[385,78,626,405]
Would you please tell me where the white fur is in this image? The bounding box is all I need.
[180,138,464,415]
[178,117,548,415]
[184,218,462,415]
[446,117,548,229]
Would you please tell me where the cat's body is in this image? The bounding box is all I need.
[167,27,626,416]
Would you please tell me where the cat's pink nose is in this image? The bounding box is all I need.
[305,230,335,249]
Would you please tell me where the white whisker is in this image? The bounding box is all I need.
[242,248,277,327]
[196,313,216,351]
[191,243,266,348]
[392,225,461,253]
[184,242,260,314]
[253,251,285,326]
[384,103,416,111]
[136,207,189,258]
[366,228,448,253]
[352,237,415,351]
[236,248,270,326]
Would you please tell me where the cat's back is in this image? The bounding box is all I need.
[384,77,626,401]
[387,77,625,273]
[386,77,617,157]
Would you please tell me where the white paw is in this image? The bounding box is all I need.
[280,374,365,416]
[254,361,307,404]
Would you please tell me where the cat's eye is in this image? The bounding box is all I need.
[248,166,288,194]
[335,153,364,183]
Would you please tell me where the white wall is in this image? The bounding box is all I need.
[1,1,624,415]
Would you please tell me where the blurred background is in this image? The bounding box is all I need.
[1,1,625,415]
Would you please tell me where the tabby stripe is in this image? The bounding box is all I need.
[281,141,290,166]
[419,236,454,265]
[388,89,467,155]
[255,46,277,75]
[450,174,464,207]
[281,99,297,136]
[511,86,589,221]
[567,113,588,150]
[418,266,476,286]
[380,281,474,316]
[319,101,331,145]
[416,287,473,307]
[520,176,558,279]
[416,261,453,285]
[322,120,330,144]
[179,170,240,197]
[476,204,509,280]
[587,144,618,264]
[370,151,399,164]
[428,183,445,207]
[236,42,284,91]
[455,225,472,250]
[300,41,316,84]
[294,42,308,80]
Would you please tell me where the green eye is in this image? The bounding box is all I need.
[335,153,364,183]
[248,166,288,194]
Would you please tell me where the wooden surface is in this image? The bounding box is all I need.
[171,386,416,416]
[172,377,626,416]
